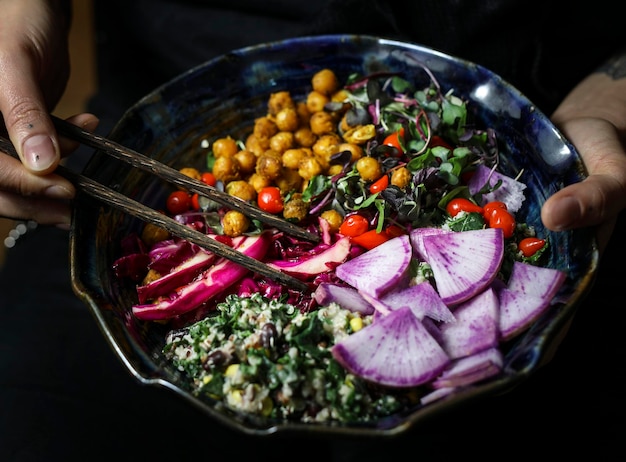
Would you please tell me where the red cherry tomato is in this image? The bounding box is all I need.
[518,237,546,257]
[482,201,508,221]
[446,197,484,217]
[488,208,516,238]
[430,135,453,149]
[166,190,192,215]
[382,127,405,153]
[351,229,391,250]
[201,171,217,186]
[257,186,284,214]
[339,214,369,237]
[384,224,405,239]
[369,174,389,194]
[191,193,201,210]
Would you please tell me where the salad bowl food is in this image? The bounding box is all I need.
[70,35,599,437]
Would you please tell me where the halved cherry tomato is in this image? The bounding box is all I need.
[384,224,405,239]
[201,171,217,186]
[166,190,192,215]
[351,229,391,250]
[518,237,546,257]
[382,127,405,153]
[446,197,484,217]
[482,201,508,221]
[191,193,201,210]
[339,214,369,237]
[369,174,389,194]
[488,208,516,238]
[257,186,284,214]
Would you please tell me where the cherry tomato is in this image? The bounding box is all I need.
[446,197,484,217]
[351,229,391,250]
[518,237,546,257]
[488,208,516,238]
[382,127,405,153]
[166,190,192,215]
[369,174,389,194]
[384,224,405,239]
[201,171,217,186]
[430,135,453,149]
[257,186,284,214]
[191,193,201,210]
[339,214,369,237]
[482,201,508,221]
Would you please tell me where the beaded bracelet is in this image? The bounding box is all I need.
[3,220,38,249]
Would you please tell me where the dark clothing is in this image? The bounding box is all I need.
[2,1,625,460]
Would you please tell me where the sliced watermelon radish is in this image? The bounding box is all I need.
[370,281,455,323]
[267,236,351,277]
[335,234,412,299]
[467,163,527,213]
[331,306,450,388]
[431,347,503,389]
[313,283,375,315]
[495,261,566,341]
[422,227,504,305]
[437,287,499,359]
[409,227,451,261]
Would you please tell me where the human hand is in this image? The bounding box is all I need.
[543,72,626,254]
[0,0,97,226]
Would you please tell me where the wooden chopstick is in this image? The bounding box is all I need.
[51,116,320,243]
[0,135,310,292]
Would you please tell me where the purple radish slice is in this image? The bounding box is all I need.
[335,234,412,299]
[313,283,375,315]
[496,261,566,341]
[423,227,504,306]
[467,164,527,213]
[369,281,455,323]
[331,306,450,388]
[409,227,451,261]
[431,347,503,389]
[437,287,499,359]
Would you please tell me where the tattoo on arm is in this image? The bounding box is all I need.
[596,52,626,80]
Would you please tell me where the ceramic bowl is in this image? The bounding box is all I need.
[70,34,599,437]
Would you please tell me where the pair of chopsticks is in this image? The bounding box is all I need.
[0,116,317,292]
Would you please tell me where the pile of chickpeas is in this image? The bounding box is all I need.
[174,68,410,238]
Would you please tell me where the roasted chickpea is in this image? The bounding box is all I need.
[269,131,295,153]
[356,156,382,182]
[179,167,201,181]
[282,193,309,223]
[282,148,308,170]
[337,142,363,163]
[320,209,342,233]
[306,90,329,113]
[327,164,343,176]
[294,127,317,147]
[212,136,239,158]
[247,172,272,192]
[309,111,336,135]
[298,156,323,180]
[222,210,250,237]
[312,133,341,159]
[331,89,350,103]
[275,168,303,194]
[226,180,257,202]
[391,167,412,190]
[296,101,311,125]
[141,222,169,247]
[212,155,241,183]
[312,68,339,96]
[142,268,162,286]
[255,150,283,180]
[267,91,295,116]
[342,124,376,145]
[233,149,257,174]
[253,116,278,141]
[245,133,267,156]
[274,107,299,132]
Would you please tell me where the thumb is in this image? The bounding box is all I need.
[0,56,61,175]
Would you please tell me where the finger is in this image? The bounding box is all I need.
[57,113,100,156]
[0,52,60,175]
[0,189,72,226]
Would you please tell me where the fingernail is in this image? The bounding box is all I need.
[44,185,74,199]
[56,223,71,231]
[23,134,56,172]
[551,196,581,230]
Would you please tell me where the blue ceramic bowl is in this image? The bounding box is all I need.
[70,35,599,437]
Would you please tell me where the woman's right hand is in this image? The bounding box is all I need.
[0,0,97,227]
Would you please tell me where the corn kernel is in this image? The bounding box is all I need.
[349,317,363,332]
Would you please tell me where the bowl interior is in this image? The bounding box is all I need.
[70,34,598,436]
